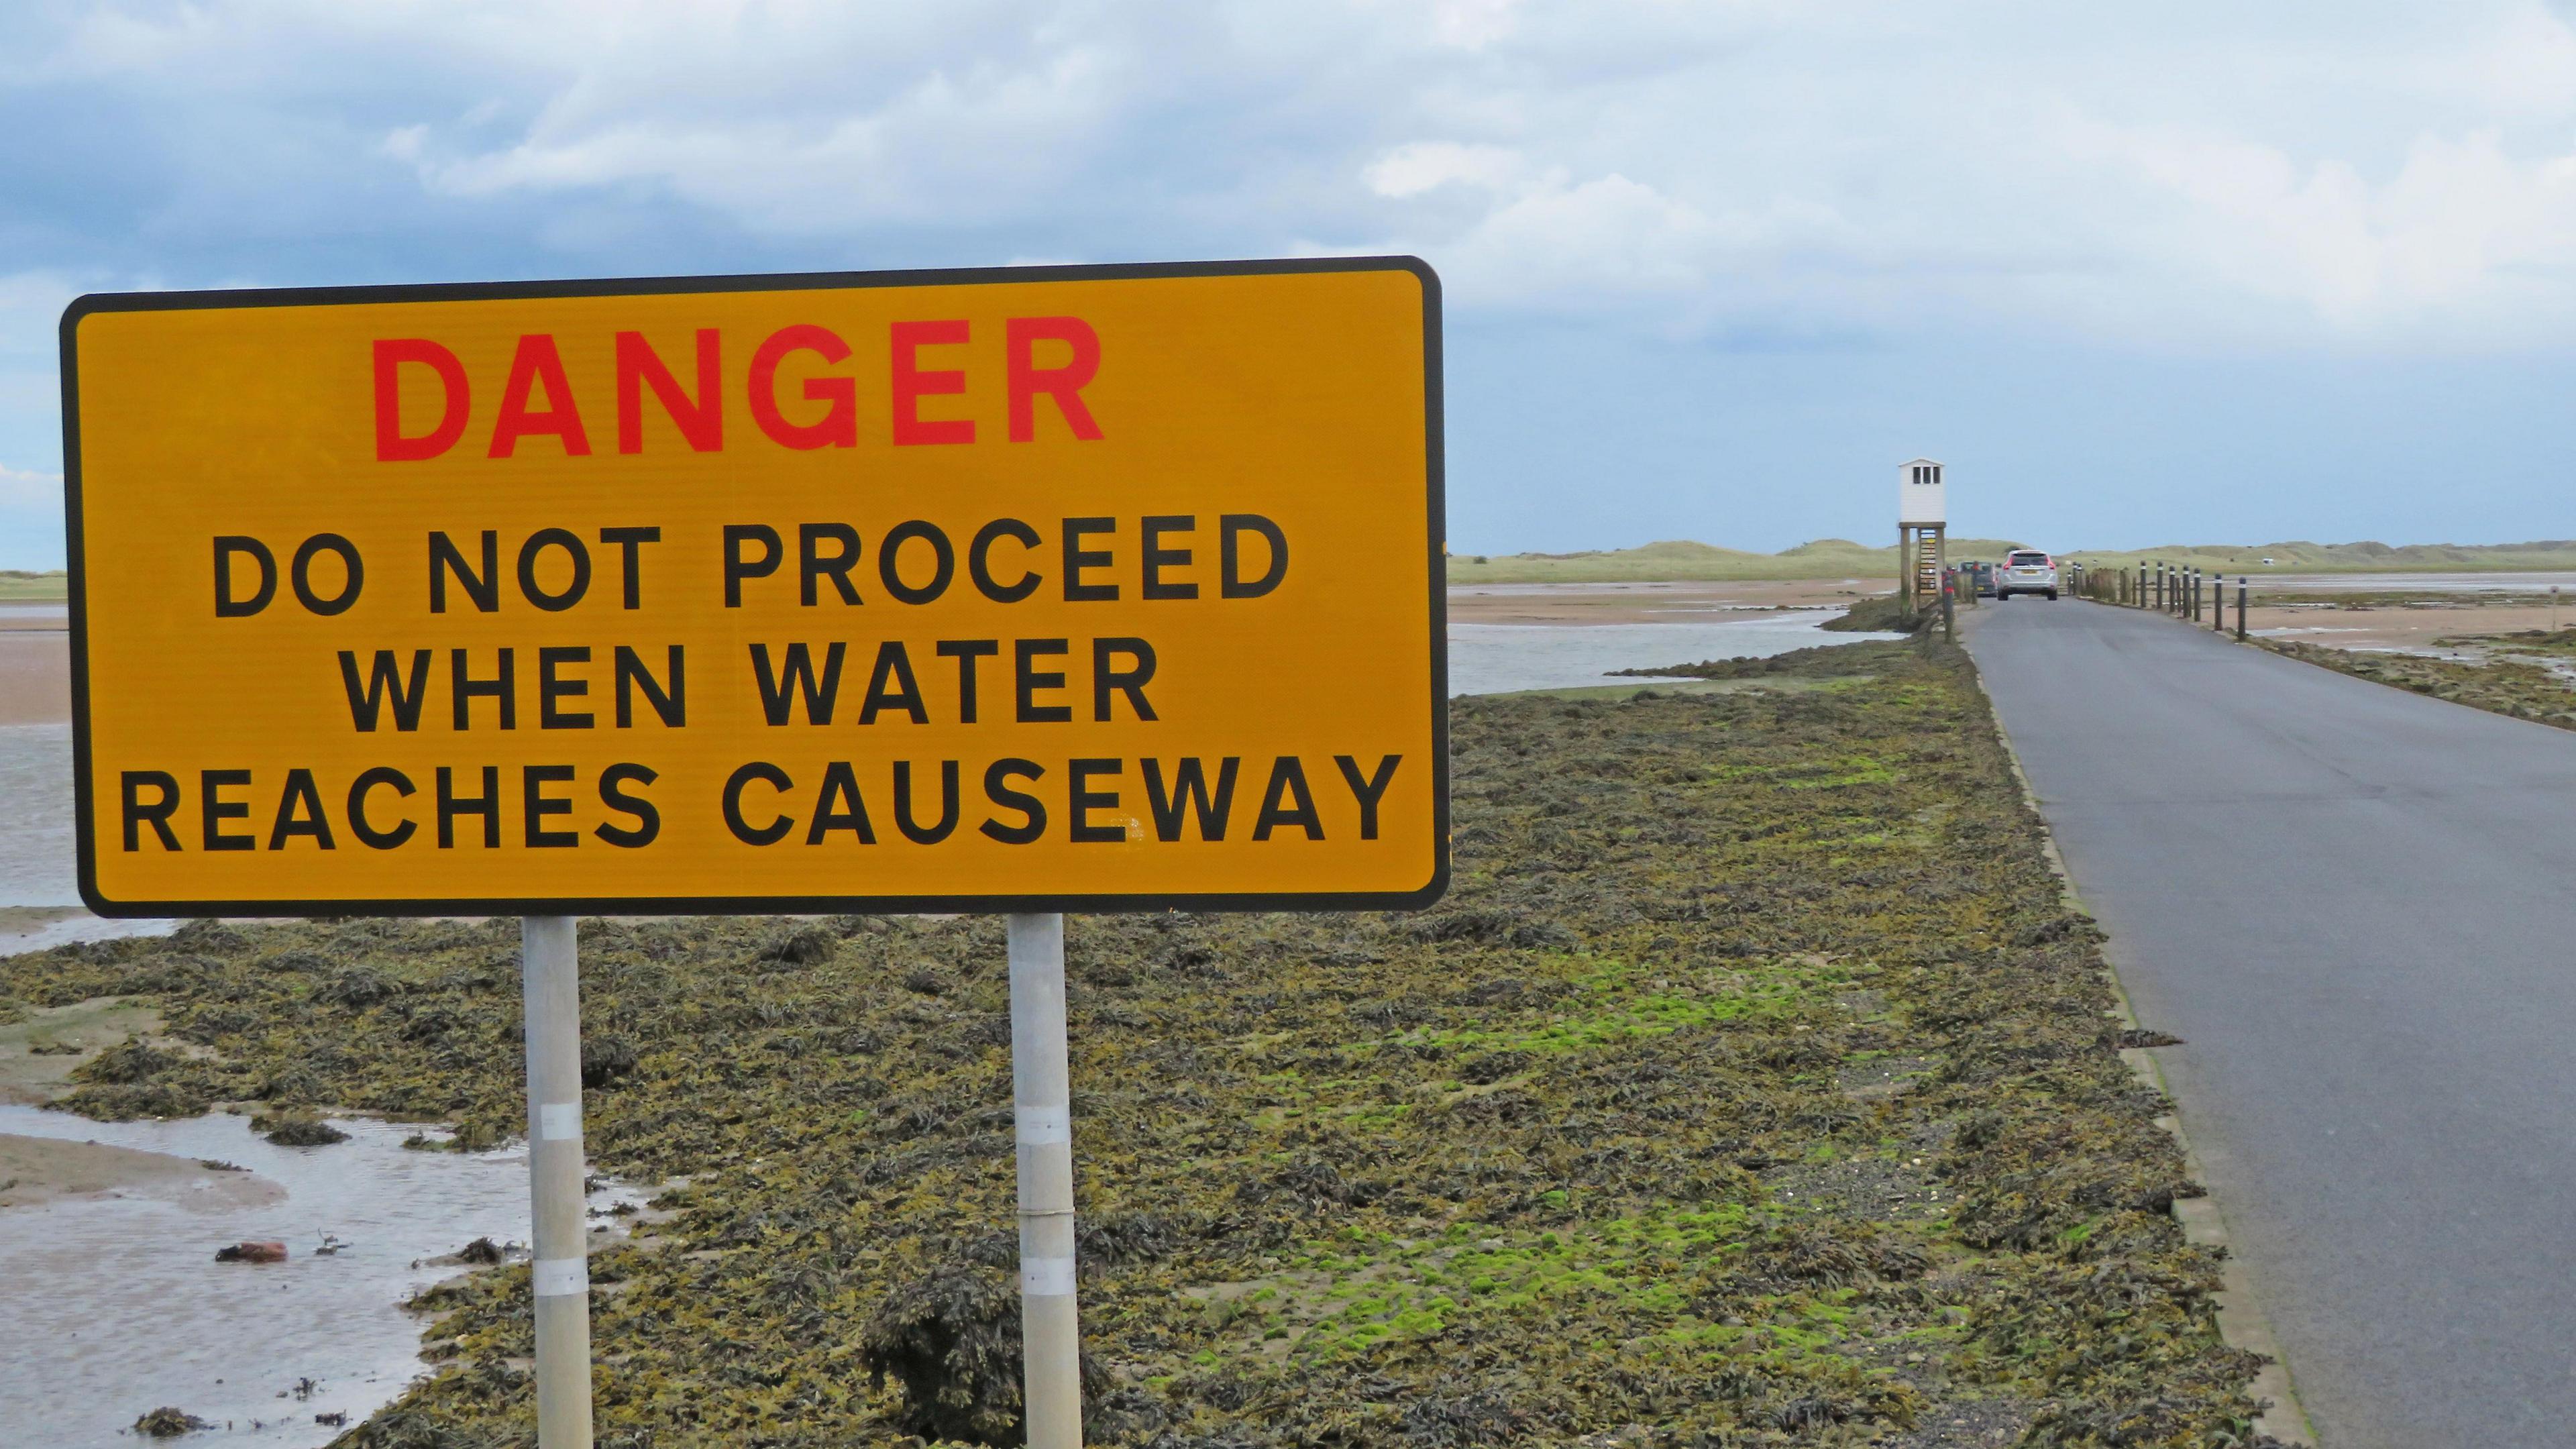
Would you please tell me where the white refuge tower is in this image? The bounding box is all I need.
[1897,459,1946,616]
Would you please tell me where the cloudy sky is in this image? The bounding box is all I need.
[7,0,2576,566]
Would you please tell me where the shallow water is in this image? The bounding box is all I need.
[2229,570,2576,593]
[1449,610,1893,696]
[0,721,176,953]
[0,1106,642,1447]
[1,722,76,908]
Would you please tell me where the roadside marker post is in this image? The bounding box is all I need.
[59,258,1449,1448]
[520,915,592,1446]
[2237,578,2249,641]
[1008,912,1081,1448]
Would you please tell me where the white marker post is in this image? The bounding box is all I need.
[1008,912,1083,1448]
[521,916,592,1446]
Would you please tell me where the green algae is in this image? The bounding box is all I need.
[2,639,2271,1447]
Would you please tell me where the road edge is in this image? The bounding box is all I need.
[1955,616,2318,1446]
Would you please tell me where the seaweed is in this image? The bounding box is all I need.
[2263,636,2576,730]
[1820,595,1932,634]
[256,1112,353,1146]
[859,1265,1033,1444]
[133,1407,212,1437]
[3,638,2269,1446]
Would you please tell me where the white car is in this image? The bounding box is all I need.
[1995,549,2059,600]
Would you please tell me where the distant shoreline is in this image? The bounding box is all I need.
[0,574,66,604]
[17,541,2576,599]
[1450,538,2576,584]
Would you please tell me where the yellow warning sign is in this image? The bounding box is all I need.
[62,259,1445,914]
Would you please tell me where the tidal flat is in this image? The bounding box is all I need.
[0,639,2268,1446]
[2260,631,2576,731]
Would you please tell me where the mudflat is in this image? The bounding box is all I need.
[1,996,168,1106]
[0,995,281,1210]
[2247,600,2573,650]
[0,630,69,724]
[0,1131,281,1211]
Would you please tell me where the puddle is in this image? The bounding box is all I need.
[0,1105,645,1446]
[1450,612,1896,695]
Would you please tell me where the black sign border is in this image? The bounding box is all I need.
[59,256,1448,918]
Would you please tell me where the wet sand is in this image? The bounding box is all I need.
[1449,578,1880,624]
[0,1132,284,1212]
[2249,602,2575,651]
[0,629,69,724]
[2243,570,2576,594]
[0,995,284,1211]
[1,996,170,1106]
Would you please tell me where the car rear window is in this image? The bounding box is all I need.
[2008,551,2050,566]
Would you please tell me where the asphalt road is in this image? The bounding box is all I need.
[1966,598,2576,1449]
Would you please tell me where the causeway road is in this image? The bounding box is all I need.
[1966,598,2576,1449]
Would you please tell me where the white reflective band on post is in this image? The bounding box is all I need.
[539,1102,581,1140]
[533,1256,589,1298]
[1016,1104,1071,1146]
[1020,1254,1076,1297]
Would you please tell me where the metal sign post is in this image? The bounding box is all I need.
[1008,914,1082,1448]
[520,915,592,1443]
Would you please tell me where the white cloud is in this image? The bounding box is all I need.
[1430,0,1523,50]
[15,1,2576,351]
[0,464,61,509]
[1365,142,1526,199]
